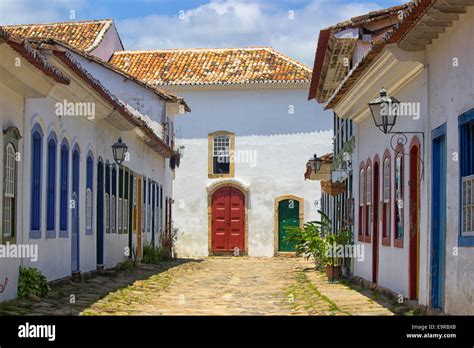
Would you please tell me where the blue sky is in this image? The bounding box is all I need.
[0,0,404,65]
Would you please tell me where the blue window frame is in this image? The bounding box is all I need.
[86,152,94,235]
[30,124,43,239]
[111,165,117,233]
[459,109,474,246]
[46,133,57,238]
[59,140,69,238]
[159,185,163,231]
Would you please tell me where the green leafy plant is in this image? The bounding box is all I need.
[284,211,355,272]
[284,211,332,271]
[17,267,48,298]
[141,243,170,264]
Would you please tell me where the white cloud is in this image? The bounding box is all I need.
[0,0,86,25]
[117,0,384,66]
[0,0,390,66]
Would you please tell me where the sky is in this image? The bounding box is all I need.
[0,0,404,66]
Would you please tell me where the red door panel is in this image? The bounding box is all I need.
[211,187,245,252]
[228,188,245,251]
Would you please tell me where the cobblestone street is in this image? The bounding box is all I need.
[0,257,401,316]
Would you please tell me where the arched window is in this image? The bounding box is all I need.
[142,176,146,233]
[208,131,235,178]
[46,133,57,238]
[30,124,43,239]
[358,164,365,242]
[394,146,404,248]
[59,140,69,237]
[111,165,117,233]
[159,185,164,231]
[105,162,110,233]
[147,179,152,233]
[86,152,94,235]
[118,167,123,234]
[382,151,391,246]
[123,168,129,234]
[3,143,17,241]
[366,162,372,242]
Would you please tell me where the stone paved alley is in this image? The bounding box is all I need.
[0,257,404,316]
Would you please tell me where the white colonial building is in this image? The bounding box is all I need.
[0,21,187,302]
[109,47,333,257]
[310,1,474,314]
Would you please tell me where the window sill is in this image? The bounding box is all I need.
[458,235,474,247]
[59,230,68,238]
[364,235,371,244]
[381,237,391,246]
[394,238,403,248]
[46,230,56,239]
[208,173,234,179]
[29,230,41,239]
[85,229,93,236]
[1,237,16,244]
[357,234,364,242]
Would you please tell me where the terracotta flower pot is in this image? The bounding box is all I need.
[325,265,342,281]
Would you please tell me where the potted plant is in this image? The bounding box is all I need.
[284,212,355,282]
[284,211,332,271]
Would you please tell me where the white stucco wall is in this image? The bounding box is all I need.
[169,86,333,257]
[425,7,474,314]
[174,131,333,257]
[89,23,124,61]
[352,70,429,303]
[0,81,25,302]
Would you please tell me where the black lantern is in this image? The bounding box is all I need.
[369,88,400,134]
[112,137,128,165]
[309,153,322,173]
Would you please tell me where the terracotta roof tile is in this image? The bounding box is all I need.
[3,19,113,52]
[0,27,70,84]
[109,47,312,86]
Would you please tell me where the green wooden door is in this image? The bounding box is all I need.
[278,199,300,252]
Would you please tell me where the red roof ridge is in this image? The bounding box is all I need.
[112,46,288,55]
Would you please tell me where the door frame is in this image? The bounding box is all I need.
[431,124,447,309]
[372,156,380,284]
[207,179,249,255]
[274,194,304,255]
[71,145,80,273]
[96,159,104,267]
[409,137,421,300]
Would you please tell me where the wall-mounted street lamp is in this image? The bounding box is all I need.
[112,137,128,165]
[368,88,424,183]
[368,88,399,134]
[309,153,322,173]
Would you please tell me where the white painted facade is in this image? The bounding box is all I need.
[0,35,183,302]
[171,87,333,257]
[423,7,474,314]
[329,6,474,314]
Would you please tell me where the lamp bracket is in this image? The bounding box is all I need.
[388,131,425,185]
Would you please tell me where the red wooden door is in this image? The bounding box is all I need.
[211,187,245,252]
[409,145,420,300]
[372,161,379,284]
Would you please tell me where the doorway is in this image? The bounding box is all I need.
[96,160,104,266]
[409,140,420,300]
[431,126,446,309]
[71,147,80,273]
[372,159,380,284]
[211,186,245,253]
